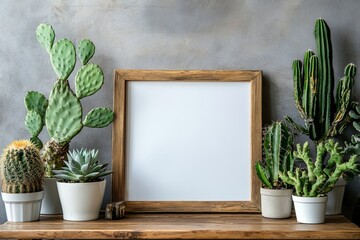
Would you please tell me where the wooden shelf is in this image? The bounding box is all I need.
[0,213,359,239]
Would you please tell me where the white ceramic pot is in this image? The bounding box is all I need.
[326,177,347,215]
[260,188,293,218]
[293,195,328,224]
[1,191,44,222]
[57,179,106,221]
[40,178,62,214]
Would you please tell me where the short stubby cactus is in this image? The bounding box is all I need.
[24,23,114,177]
[286,18,357,142]
[280,140,360,197]
[0,140,44,193]
[255,121,294,189]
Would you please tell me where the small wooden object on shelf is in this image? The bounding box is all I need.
[105,201,125,220]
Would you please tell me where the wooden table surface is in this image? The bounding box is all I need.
[0,213,359,239]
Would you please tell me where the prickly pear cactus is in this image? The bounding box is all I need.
[36,23,55,54]
[45,80,83,143]
[24,91,48,149]
[78,39,95,65]
[30,23,115,176]
[75,63,104,99]
[83,108,115,128]
[0,140,44,193]
[50,39,76,80]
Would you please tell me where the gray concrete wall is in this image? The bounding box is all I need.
[0,0,360,223]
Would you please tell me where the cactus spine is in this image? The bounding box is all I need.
[255,122,294,189]
[0,140,44,193]
[286,18,356,142]
[24,23,114,177]
[280,140,359,197]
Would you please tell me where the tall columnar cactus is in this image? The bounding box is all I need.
[25,23,114,177]
[255,121,294,189]
[280,140,359,197]
[0,140,44,193]
[286,18,357,142]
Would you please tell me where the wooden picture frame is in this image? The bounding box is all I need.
[112,70,262,212]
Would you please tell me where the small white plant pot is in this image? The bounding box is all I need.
[1,191,44,222]
[57,179,106,221]
[326,177,347,215]
[293,195,328,224]
[40,178,62,214]
[260,188,293,218]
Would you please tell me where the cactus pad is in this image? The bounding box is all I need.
[78,39,95,65]
[25,110,42,136]
[50,39,76,80]
[36,23,55,54]
[83,107,114,128]
[45,81,83,143]
[75,64,104,99]
[24,91,48,118]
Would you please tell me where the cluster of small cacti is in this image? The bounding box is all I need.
[53,148,112,183]
[24,23,114,177]
[0,140,44,193]
[280,140,359,197]
[285,18,357,142]
[255,121,294,189]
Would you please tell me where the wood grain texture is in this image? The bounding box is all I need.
[0,214,359,239]
[112,70,262,212]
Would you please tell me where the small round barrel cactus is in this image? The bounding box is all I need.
[0,140,44,193]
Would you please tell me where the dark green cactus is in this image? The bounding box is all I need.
[345,102,360,155]
[280,140,360,197]
[0,140,44,193]
[286,18,357,142]
[255,121,294,189]
[27,23,115,177]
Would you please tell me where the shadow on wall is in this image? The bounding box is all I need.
[261,73,272,126]
[140,1,244,35]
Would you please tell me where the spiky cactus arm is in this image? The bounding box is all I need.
[280,168,303,196]
[294,142,316,181]
[315,18,334,137]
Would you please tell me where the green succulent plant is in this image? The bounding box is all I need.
[280,139,360,197]
[52,149,112,183]
[285,18,357,143]
[255,121,294,189]
[25,23,114,177]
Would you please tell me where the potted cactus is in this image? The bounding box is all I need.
[24,23,114,214]
[255,121,294,218]
[53,149,111,221]
[280,140,359,224]
[285,18,358,216]
[0,140,45,222]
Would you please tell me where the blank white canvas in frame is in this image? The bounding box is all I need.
[125,81,251,201]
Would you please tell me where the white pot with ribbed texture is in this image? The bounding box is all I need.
[57,179,106,221]
[293,195,328,224]
[326,177,347,215]
[260,188,293,218]
[40,178,62,214]
[1,191,44,222]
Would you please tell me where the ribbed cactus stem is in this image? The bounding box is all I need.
[0,140,44,193]
[315,18,334,137]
